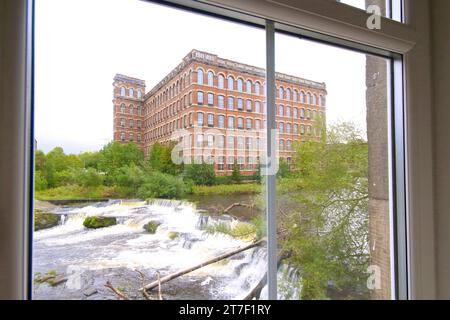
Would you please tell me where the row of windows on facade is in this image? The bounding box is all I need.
[136,68,326,112]
[195,68,326,106]
[142,107,321,134]
[120,132,142,142]
[143,93,323,126]
[143,118,320,143]
[120,87,143,99]
[195,92,323,117]
[161,155,290,171]
[190,134,304,151]
[194,112,321,133]
[118,104,143,115]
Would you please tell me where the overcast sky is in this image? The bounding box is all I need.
[35,0,375,154]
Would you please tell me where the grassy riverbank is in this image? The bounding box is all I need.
[35,183,261,201]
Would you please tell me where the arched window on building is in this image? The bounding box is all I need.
[286,88,291,100]
[129,88,134,98]
[279,122,284,133]
[246,80,252,94]
[255,82,261,95]
[218,74,225,89]
[197,69,204,85]
[279,87,283,99]
[129,105,134,114]
[137,89,142,99]
[300,91,305,103]
[312,94,317,105]
[306,93,311,104]
[207,71,214,86]
[279,105,284,116]
[120,103,125,113]
[120,87,125,96]
[228,76,234,90]
[293,89,298,102]
[237,78,243,92]
[255,101,261,113]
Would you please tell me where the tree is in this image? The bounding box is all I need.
[35,150,46,172]
[148,142,183,175]
[98,141,144,183]
[231,161,242,184]
[278,122,370,300]
[138,172,187,199]
[252,161,262,183]
[114,164,144,195]
[43,147,83,188]
[277,158,291,178]
[73,168,104,187]
[183,163,216,186]
[79,151,101,169]
[34,170,48,191]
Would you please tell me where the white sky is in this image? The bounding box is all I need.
[35,0,375,154]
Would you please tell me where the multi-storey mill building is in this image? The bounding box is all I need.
[113,49,327,175]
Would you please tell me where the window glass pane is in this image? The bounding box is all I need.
[337,0,402,22]
[273,31,392,300]
[34,0,266,301]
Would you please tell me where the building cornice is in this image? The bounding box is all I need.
[143,49,326,100]
[114,74,146,86]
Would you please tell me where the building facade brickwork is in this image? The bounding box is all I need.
[113,49,327,175]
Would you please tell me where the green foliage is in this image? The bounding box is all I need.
[138,171,186,199]
[252,162,262,183]
[83,216,117,229]
[98,142,144,183]
[143,221,161,234]
[35,185,124,200]
[34,170,48,191]
[148,142,183,175]
[279,121,370,300]
[35,150,46,172]
[42,147,83,188]
[79,151,101,169]
[231,162,241,184]
[183,163,216,186]
[205,221,257,240]
[113,164,144,194]
[191,183,261,196]
[73,168,104,187]
[214,175,232,185]
[277,158,291,178]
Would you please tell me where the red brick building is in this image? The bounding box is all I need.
[113,49,327,175]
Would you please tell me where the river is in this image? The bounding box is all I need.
[33,197,299,300]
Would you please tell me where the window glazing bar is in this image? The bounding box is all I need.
[390,57,409,300]
[265,19,277,300]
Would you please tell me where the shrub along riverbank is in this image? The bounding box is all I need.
[35,141,261,201]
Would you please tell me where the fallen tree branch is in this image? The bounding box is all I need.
[140,238,266,292]
[156,271,163,300]
[223,202,254,214]
[135,270,150,300]
[104,280,130,300]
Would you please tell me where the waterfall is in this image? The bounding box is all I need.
[33,199,300,300]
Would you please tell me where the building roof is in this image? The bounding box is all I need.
[142,49,326,100]
[114,74,146,87]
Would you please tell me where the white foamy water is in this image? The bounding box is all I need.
[33,199,270,299]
